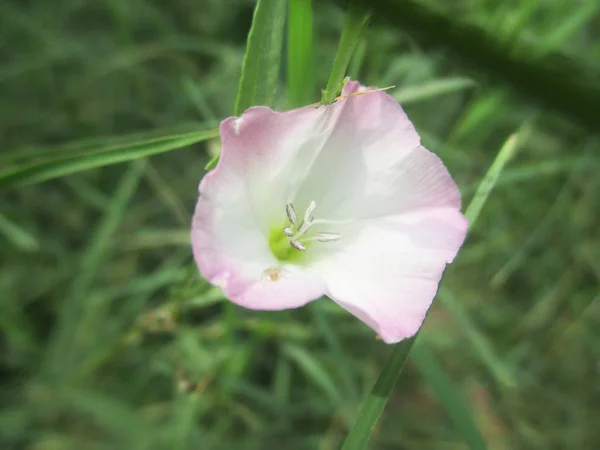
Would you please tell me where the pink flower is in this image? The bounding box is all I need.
[191,81,467,343]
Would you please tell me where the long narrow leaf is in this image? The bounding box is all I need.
[341,336,417,450]
[393,77,475,105]
[412,344,487,450]
[286,0,315,107]
[0,129,218,190]
[465,130,523,232]
[234,0,287,115]
[205,0,286,171]
[320,5,370,105]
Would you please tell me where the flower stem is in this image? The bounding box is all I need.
[320,5,370,105]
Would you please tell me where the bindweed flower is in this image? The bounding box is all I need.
[191,81,467,343]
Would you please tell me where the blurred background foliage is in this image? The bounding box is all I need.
[1,0,599,449]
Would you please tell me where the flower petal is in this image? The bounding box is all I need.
[192,90,372,309]
[192,196,327,309]
[315,208,468,343]
[203,101,356,230]
[293,81,460,221]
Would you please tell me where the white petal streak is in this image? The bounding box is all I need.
[315,208,468,343]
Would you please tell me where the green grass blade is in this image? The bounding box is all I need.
[411,344,487,450]
[341,336,417,450]
[392,77,475,105]
[286,0,315,107]
[465,131,523,232]
[0,129,218,190]
[44,159,147,378]
[234,0,287,115]
[538,2,600,56]
[282,343,343,405]
[0,212,39,252]
[438,288,516,388]
[348,37,367,80]
[205,0,286,172]
[0,123,218,165]
[311,303,359,400]
[320,5,370,105]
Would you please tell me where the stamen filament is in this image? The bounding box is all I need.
[299,232,341,243]
[286,203,298,225]
[280,200,347,252]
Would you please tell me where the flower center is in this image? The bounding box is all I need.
[268,200,342,263]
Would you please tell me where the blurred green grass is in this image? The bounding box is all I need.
[1,0,599,449]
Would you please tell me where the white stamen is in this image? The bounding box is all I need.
[304,201,316,224]
[316,232,341,242]
[310,218,356,226]
[282,200,346,252]
[285,203,298,225]
[299,232,342,243]
[290,239,306,251]
[295,220,310,237]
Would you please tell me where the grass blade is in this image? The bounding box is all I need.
[286,0,315,107]
[465,130,523,232]
[411,344,487,450]
[392,77,475,105]
[205,0,286,171]
[0,212,39,252]
[234,0,287,115]
[438,288,516,388]
[341,336,416,450]
[320,5,370,105]
[282,343,342,405]
[0,129,218,190]
[44,160,147,378]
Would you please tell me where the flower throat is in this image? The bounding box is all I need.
[268,201,341,263]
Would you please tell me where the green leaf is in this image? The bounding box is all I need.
[320,5,370,105]
[0,129,218,190]
[411,344,487,450]
[286,0,315,107]
[234,0,287,115]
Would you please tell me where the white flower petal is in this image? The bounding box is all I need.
[293,82,460,221]
[314,208,468,343]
